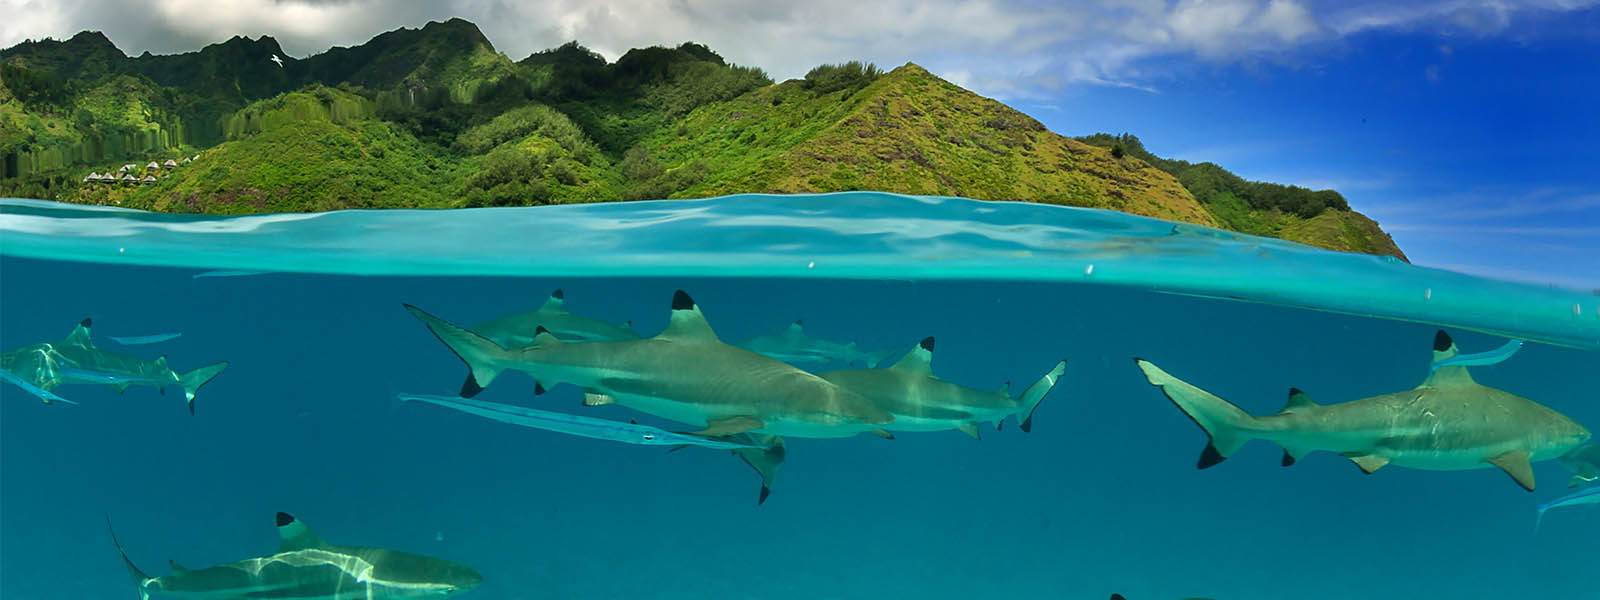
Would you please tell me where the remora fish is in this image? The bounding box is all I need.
[735,319,897,367]
[109,512,482,600]
[817,337,1066,438]
[1558,444,1600,488]
[1535,484,1600,532]
[398,393,763,450]
[0,319,228,413]
[404,290,894,439]
[469,289,638,347]
[1134,331,1591,491]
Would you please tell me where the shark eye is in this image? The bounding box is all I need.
[642,433,656,441]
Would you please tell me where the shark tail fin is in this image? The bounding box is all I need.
[403,304,507,397]
[178,361,229,415]
[106,516,152,600]
[1134,359,1257,469]
[1015,360,1067,433]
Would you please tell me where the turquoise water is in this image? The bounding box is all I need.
[1,193,1596,600]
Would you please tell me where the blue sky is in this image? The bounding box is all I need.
[3,0,1596,287]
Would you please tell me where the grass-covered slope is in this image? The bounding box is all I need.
[642,64,1214,225]
[0,20,1405,257]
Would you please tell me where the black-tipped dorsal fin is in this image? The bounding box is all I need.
[64,318,95,348]
[787,319,805,333]
[540,289,567,313]
[659,290,718,341]
[275,512,327,552]
[1282,387,1318,412]
[532,325,562,346]
[1421,330,1476,388]
[887,337,935,376]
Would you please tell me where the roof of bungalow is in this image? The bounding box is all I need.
[163,159,178,168]
[141,175,158,183]
[146,161,160,169]
[121,173,138,182]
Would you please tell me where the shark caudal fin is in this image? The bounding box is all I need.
[1134,359,1258,469]
[1015,360,1067,433]
[178,362,229,415]
[106,516,152,600]
[403,304,508,398]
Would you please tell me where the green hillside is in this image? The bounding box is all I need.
[0,19,1404,258]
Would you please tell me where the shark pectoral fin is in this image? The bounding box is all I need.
[1347,454,1390,474]
[113,382,132,395]
[582,393,615,406]
[1486,450,1536,491]
[533,381,547,395]
[694,416,764,436]
[956,422,982,440]
[868,429,895,440]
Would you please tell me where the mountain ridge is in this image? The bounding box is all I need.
[0,19,1404,258]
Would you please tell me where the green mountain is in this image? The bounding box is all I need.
[0,19,1404,258]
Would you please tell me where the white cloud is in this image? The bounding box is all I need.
[1,0,1595,99]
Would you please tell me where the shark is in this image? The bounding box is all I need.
[817,337,1066,438]
[468,289,638,347]
[735,319,898,368]
[1,318,228,414]
[110,512,482,600]
[1134,330,1591,491]
[1558,444,1600,488]
[404,290,894,439]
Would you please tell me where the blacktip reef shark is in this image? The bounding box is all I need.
[398,393,764,450]
[1,319,228,413]
[817,337,1066,439]
[1534,484,1600,532]
[404,290,895,439]
[735,319,898,367]
[109,512,482,600]
[1558,444,1600,488]
[469,289,638,347]
[1134,331,1591,491]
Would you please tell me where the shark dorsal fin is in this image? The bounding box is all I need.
[169,559,191,573]
[540,289,567,313]
[532,325,562,346]
[275,512,326,552]
[786,319,805,333]
[64,318,95,348]
[1421,330,1476,388]
[1282,387,1318,412]
[889,337,935,376]
[659,291,718,341]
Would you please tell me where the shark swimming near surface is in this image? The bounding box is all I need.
[735,319,898,368]
[1558,444,1600,488]
[1134,331,1591,491]
[0,319,228,413]
[817,337,1066,438]
[398,393,764,450]
[404,290,894,439]
[109,512,482,600]
[469,289,639,347]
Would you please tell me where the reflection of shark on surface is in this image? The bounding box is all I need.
[819,337,1066,438]
[469,289,638,347]
[110,512,482,600]
[1559,444,1600,488]
[405,290,894,439]
[735,320,897,368]
[1,319,228,413]
[1135,331,1590,491]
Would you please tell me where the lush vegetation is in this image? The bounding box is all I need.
[0,19,1403,257]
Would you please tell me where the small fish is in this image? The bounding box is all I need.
[398,393,765,450]
[1430,339,1522,372]
[109,332,183,345]
[1535,484,1600,532]
[0,368,79,405]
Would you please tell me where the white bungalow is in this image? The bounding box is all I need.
[121,173,138,184]
[141,175,158,184]
[145,161,159,171]
[163,159,178,169]
[119,164,137,173]
[83,172,100,183]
